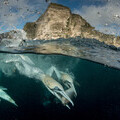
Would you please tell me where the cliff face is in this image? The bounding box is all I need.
[24,3,120,47]
[24,3,94,39]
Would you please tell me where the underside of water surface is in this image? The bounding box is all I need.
[0,53,120,120]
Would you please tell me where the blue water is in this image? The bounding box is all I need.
[0,54,120,120]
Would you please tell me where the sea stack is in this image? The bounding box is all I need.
[24,3,120,47]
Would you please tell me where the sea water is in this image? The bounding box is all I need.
[0,53,120,120]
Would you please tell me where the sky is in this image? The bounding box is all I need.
[0,0,120,35]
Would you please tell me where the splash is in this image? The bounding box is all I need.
[0,54,79,78]
[0,53,79,108]
[0,29,27,47]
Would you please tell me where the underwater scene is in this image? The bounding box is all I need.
[1,0,120,120]
[0,54,120,120]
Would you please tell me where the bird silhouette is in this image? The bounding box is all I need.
[45,0,49,2]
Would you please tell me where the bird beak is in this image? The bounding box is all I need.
[46,86,74,107]
[61,87,77,109]
[42,75,74,108]
[54,90,74,106]
[71,83,77,97]
[0,89,18,106]
[65,82,77,97]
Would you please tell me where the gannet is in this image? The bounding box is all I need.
[4,54,74,108]
[46,66,77,108]
[41,75,74,108]
[45,0,50,2]
[0,86,17,106]
[46,66,77,97]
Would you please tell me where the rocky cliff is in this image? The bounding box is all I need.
[24,3,120,47]
[0,3,120,70]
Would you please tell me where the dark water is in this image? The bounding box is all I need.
[0,55,120,120]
